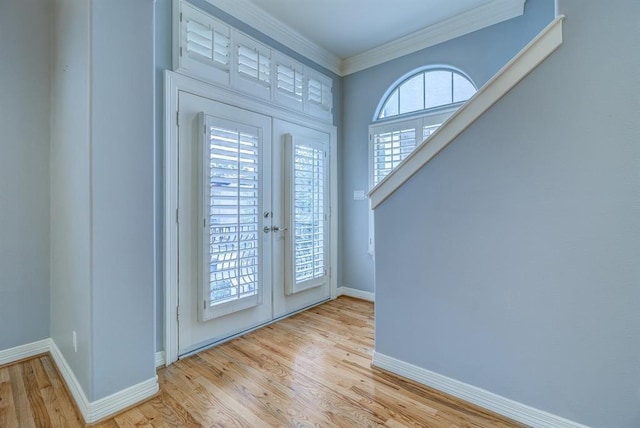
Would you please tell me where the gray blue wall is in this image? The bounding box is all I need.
[51,0,156,401]
[0,0,51,351]
[374,1,640,426]
[90,0,156,400]
[50,0,93,395]
[341,0,555,292]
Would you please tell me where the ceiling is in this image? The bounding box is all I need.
[246,0,496,59]
[210,0,526,75]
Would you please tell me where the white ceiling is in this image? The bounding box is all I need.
[209,0,526,75]
[246,0,495,59]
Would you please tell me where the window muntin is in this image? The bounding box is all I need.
[378,69,476,120]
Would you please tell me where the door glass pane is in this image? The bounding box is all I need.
[207,124,260,306]
[292,144,325,284]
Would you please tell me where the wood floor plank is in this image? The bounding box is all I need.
[3,297,524,428]
[0,367,20,428]
[8,364,36,428]
[39,356,83,427]
[22,360,51,427]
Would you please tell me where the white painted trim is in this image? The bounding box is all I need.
[372,351,589,428]
[155,351,166,368]
[342,0,526,75]
[337,287,375,302]
[164,70,339,365]
[49,340,159,424]
[205,0,342,75]
[85,377,158,423]
[0,339,50,367]
[369,16,565,209]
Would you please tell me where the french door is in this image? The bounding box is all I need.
[271,120,331,318]
[177,91,331,356]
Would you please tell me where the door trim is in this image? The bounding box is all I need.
[163,70,338,366]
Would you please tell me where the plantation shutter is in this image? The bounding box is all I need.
[305,72,333,120]
[185,19,230,69]
[237,45,270,86]
[371,127,417,185]
[179,3,231,85]
[307,78,324,106]
[200,114,262,320]
[277,63,303,102]
[283,134,328,295]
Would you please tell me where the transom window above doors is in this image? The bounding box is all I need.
[176,0,334,123]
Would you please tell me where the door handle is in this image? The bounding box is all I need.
[264,225,288,233]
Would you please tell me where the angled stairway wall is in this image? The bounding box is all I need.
[371,1,640,427]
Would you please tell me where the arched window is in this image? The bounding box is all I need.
[370,67,476,186]
[377,68,476,120]
[367,67,476,253]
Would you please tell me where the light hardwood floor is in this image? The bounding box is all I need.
[1,297,525,427]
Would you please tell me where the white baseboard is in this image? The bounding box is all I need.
[0,339,50,367]
[337,286,375,302]
[372,352,589,428]
[2,338,158,424]
[49,339,158,423]
[155,351,165,368]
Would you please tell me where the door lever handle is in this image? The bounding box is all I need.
[264,225,288,233]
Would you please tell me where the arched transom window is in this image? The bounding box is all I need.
[378,68,476,119]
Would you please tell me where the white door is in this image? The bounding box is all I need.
[272,119,331,318]
[178,91,273,356]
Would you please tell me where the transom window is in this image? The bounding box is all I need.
[378,69,476,120]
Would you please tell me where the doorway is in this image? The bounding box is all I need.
[168,81,335,360]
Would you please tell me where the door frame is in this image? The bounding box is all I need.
[163,70,338,365]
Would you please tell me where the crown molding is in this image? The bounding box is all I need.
[206,0,343,75]
[205,0,525,77]
[342,0,526,75]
